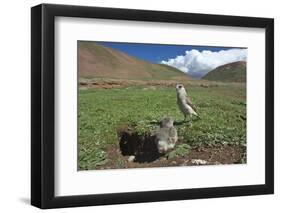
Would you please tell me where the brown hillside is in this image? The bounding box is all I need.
[202,61,246,82]
[78,41,191,80]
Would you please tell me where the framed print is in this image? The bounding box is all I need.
[31,4,274,209]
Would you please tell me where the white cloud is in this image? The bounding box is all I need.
[161,48,247,78]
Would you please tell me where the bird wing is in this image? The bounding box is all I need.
[186,95,197,112]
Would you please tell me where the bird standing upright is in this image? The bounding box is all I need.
[176,84,199,124]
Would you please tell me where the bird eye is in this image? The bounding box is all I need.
[179,86,182,89]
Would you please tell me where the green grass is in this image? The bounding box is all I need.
[78,84,246,170]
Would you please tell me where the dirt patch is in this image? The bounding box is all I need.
[79,78,225,89]
[94,125,245,170]
[96,143,244,170]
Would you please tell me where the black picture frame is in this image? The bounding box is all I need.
[31,3,274,209]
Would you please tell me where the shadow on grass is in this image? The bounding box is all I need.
[174,120,186,126]
[149,120,193,126]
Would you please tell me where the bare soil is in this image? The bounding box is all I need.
[96,142,244,170]
[79,78,222,89]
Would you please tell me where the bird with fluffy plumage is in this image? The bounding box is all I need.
[176,84,199,124]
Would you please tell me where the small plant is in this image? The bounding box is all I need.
[167,144,191,159]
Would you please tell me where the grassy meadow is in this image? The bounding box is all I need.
[78,83,246,170]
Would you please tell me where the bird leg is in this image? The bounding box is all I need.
[187,115,193,126]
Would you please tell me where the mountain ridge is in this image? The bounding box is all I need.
[78,41,191,80]
[202,61,246,82]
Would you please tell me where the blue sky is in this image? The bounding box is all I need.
[96,41,247,78]
[97,41,233,64]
